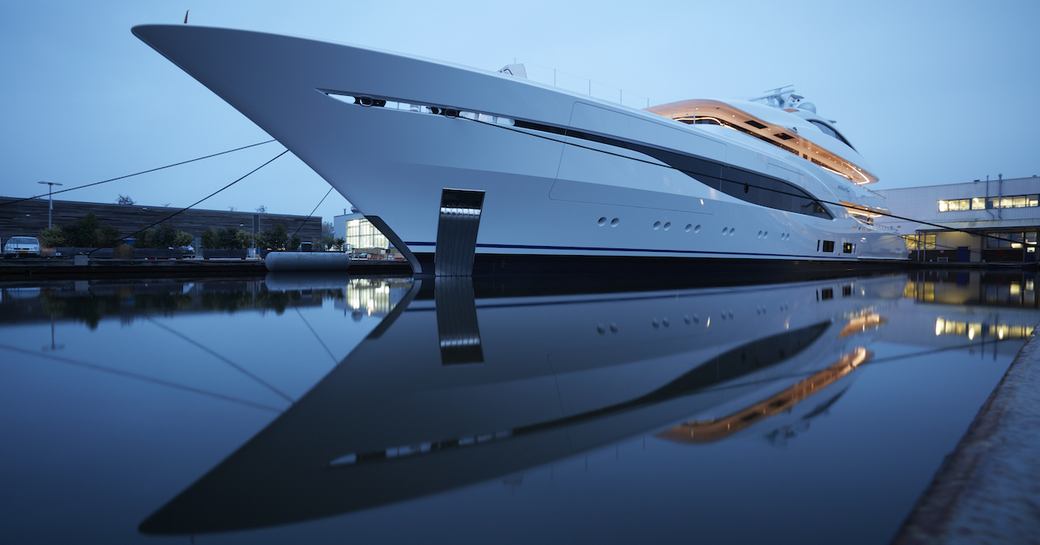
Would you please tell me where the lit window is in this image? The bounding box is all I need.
[938,199,970,212]
[971,197,986,210]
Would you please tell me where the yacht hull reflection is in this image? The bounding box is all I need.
[141,277,893,535]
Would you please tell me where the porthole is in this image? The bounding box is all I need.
[597,216,607,226]
[610,217,619,227]
[663,221,672,230]
[652,221,662,230]
[684,223,692,232]
[694,224,702,233]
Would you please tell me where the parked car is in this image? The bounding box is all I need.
[3,236,41,257]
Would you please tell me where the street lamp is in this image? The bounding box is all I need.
[37,181,63,229]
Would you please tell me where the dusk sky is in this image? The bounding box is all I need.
[2,0,1037,222]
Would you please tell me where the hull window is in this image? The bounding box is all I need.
[843,243,855,254]
[822,240,835,253]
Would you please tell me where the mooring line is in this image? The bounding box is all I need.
[146,317,295,403]
[0,344,283,413]
[291,186,334,240]
[1,139,277,208]
[87,149,289,255]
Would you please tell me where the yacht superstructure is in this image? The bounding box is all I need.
[133,25,908,275]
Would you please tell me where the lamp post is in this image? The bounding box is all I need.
[37,181,63,229]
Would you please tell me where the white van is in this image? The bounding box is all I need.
[3,236,41,257]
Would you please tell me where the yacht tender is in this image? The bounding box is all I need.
[133,25,908,274]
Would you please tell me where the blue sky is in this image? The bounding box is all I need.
[1,0,1037,222]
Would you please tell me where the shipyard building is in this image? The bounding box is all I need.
[876,175,1039,263]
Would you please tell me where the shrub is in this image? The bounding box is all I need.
[61,213,121,248]
[39,226,66,248]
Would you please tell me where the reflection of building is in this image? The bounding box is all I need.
[333,211,390,256]
[335,278,414,317]
[876,176,1040,263]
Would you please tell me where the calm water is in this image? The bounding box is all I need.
[1,271,1038,545]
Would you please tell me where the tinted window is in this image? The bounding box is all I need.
[808,120,855,150]
[703,167,831,220]
[822,240,835,252]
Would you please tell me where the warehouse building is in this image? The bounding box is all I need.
[876,175,1040,263]
[0,195,321,249]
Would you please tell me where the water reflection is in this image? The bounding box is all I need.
[0,270,1037,544]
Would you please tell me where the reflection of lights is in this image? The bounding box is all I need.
[346,279,393,316]
[840,312,885,337]
[934,317,1034,340]
[660,348,870,444]
[705,316,711,328]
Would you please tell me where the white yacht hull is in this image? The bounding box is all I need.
[133,25,908,274]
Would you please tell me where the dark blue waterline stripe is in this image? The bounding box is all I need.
[402,241,863,261]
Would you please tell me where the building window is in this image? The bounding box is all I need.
[939,194,1039,212]
[984,232,1030,249]
[345,218,389,251]
[822,240,835,252]
[906,234,936,250]
[938,198,970,212]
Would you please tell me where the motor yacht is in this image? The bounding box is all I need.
[132,25,908,275]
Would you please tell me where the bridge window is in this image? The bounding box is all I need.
[807,120,855,149]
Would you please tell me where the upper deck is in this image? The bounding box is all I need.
[647,98,878,185]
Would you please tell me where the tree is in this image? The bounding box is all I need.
[235,229,253,249]
[138,223,180,248]
[39,226,65,248]
[257,224,289,250]
[117,194,135,205]
[201,227,248,249]
[173,231,193,247]
[59,213,118,247]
